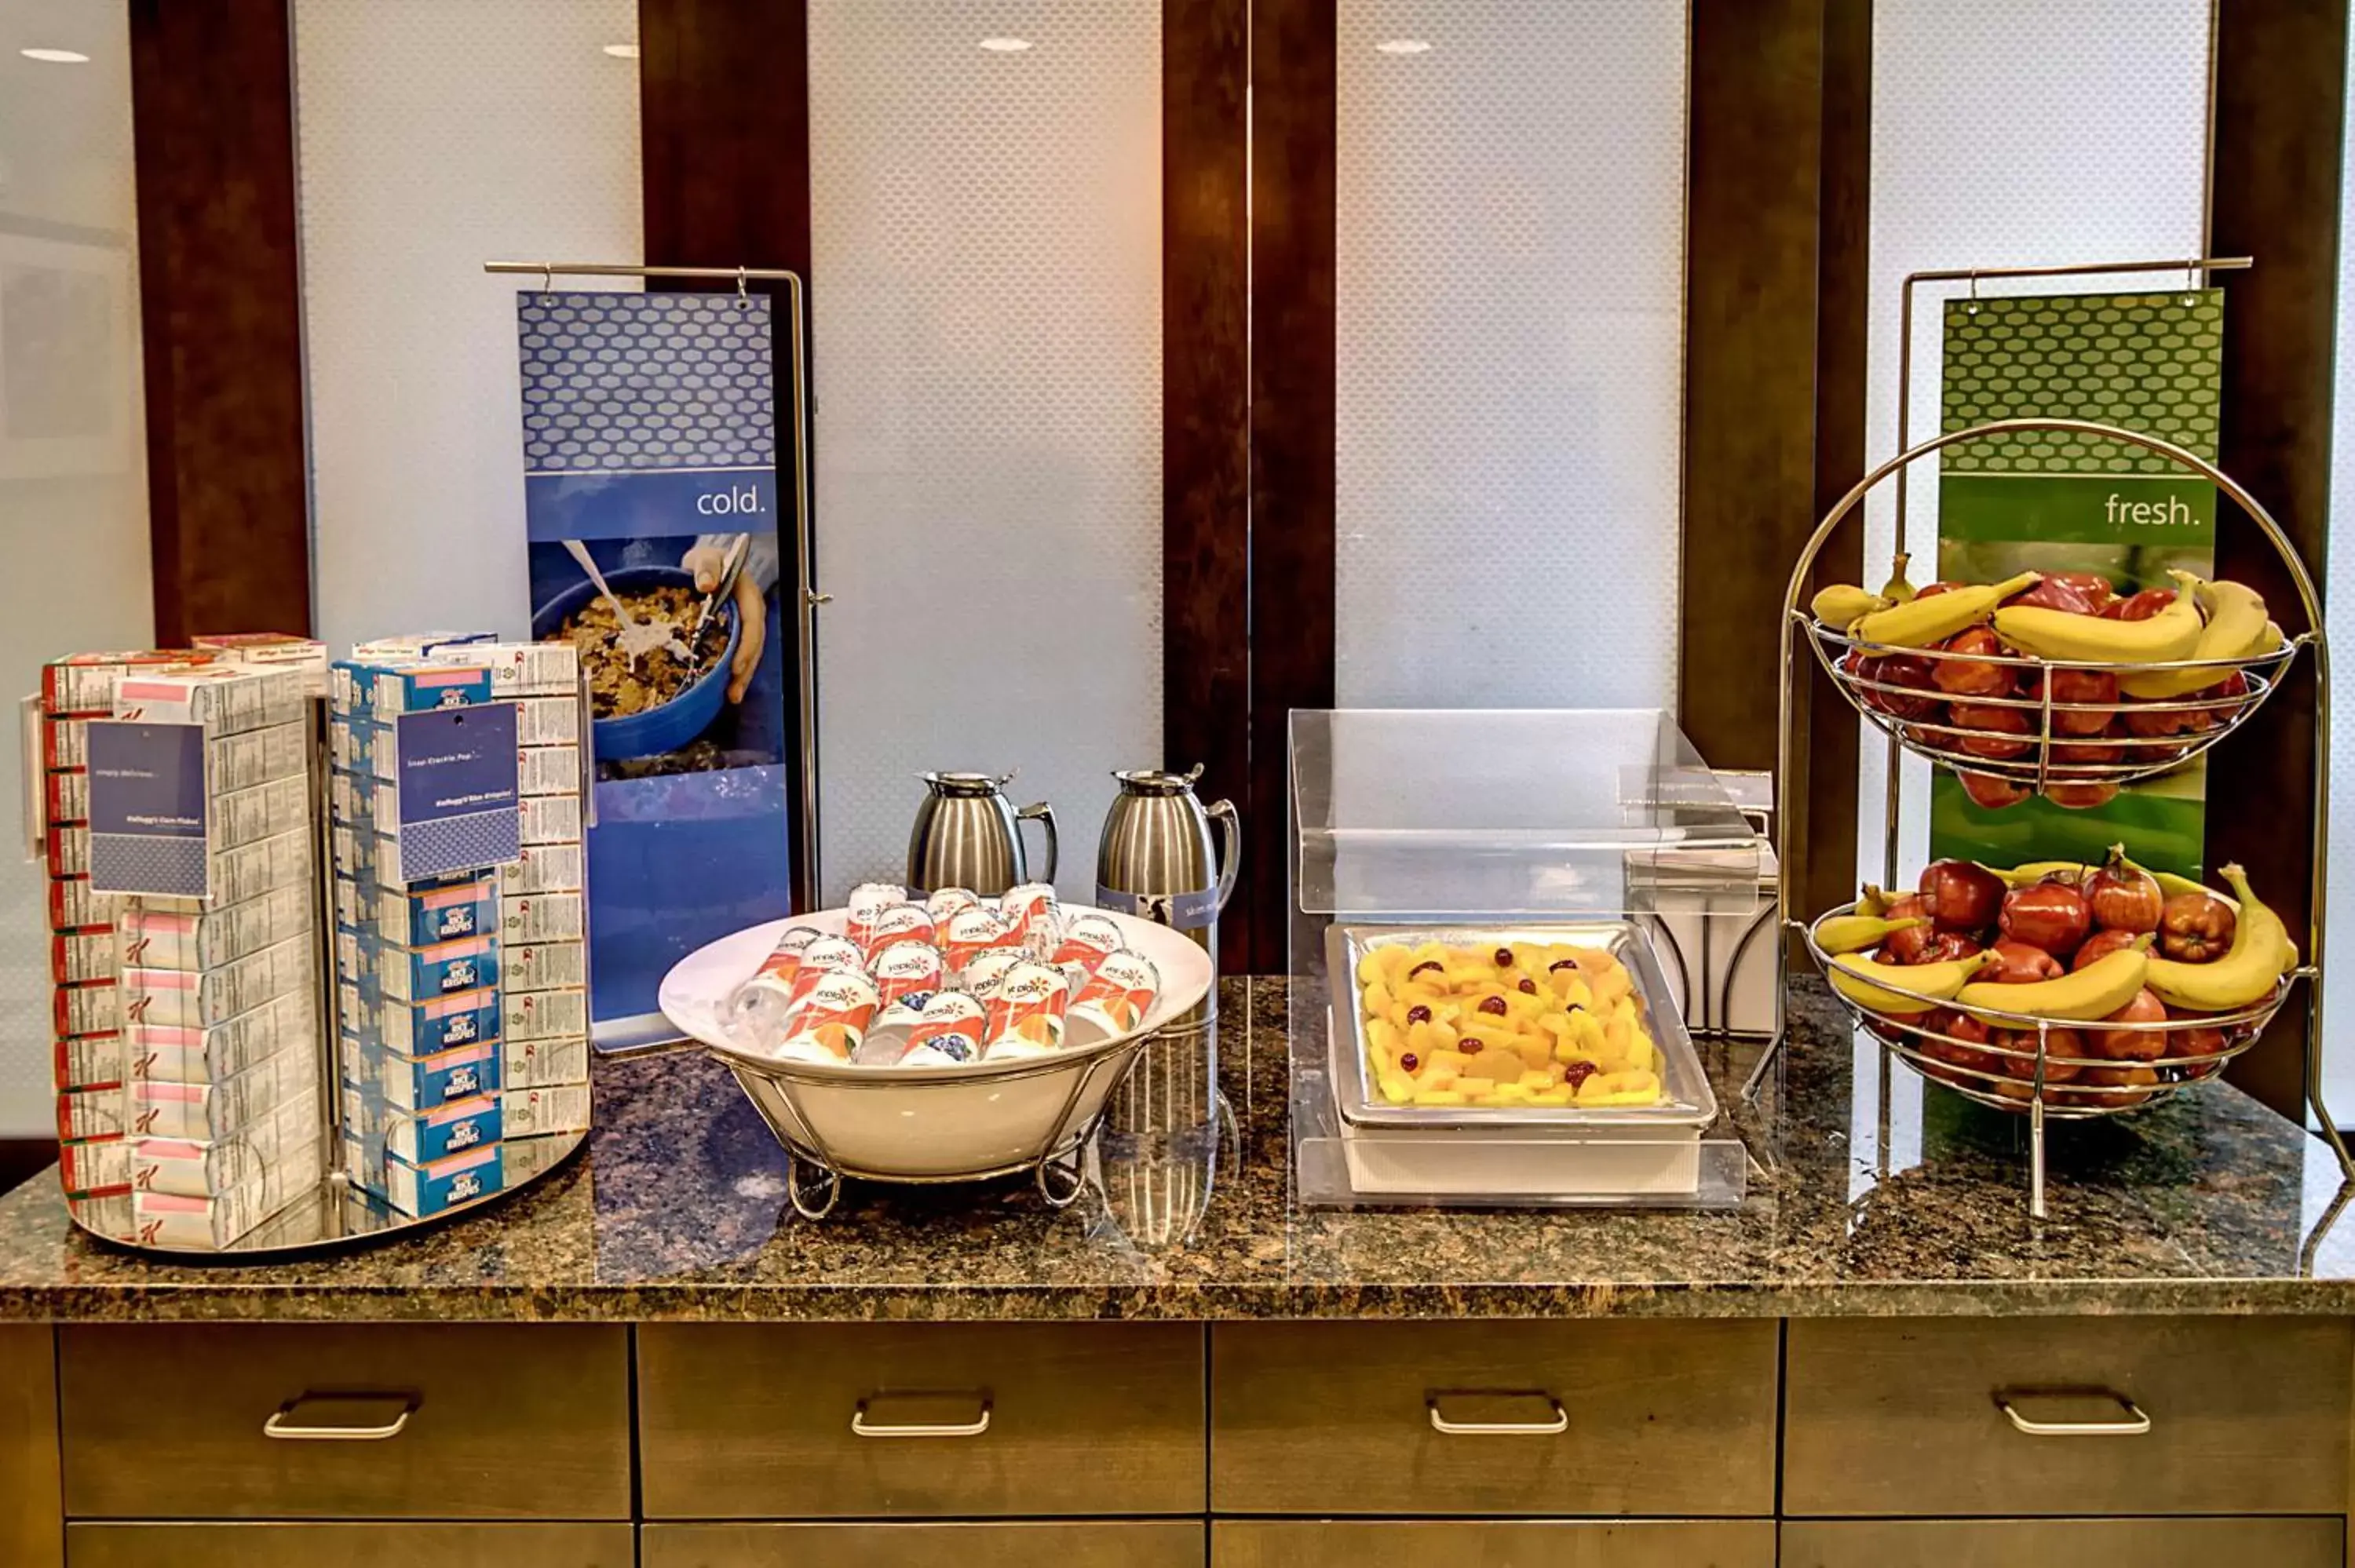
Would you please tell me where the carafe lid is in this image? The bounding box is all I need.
[922,770,1013,797]
[1113,764,1204,796]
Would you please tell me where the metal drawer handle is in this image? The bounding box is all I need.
[851,1395,992,1439]
[1426,1391,1569,1436]
[1995,1388,2151,1437]
[263,1393,418,1442]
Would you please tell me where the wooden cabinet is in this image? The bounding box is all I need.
[638,1322,1206,1519]
[1214,1520,1776,1566]
[1780,1518,2343,1567]
[0,1325,62,1568]
[642,1521,1205,1567]
[57,1324,632,1521]
[1210,1320,1779,1516]
[1782,1316,2351,1518]
[64,1522,636,1567]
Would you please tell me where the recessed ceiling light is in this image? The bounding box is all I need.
[20,48,91,64]
[601,42,639,59]
[1375,38,1432,54]
[979,37,1033,53]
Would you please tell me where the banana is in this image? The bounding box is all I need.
[2119,577,2269,698]
[2143,862,2294,1011]
[1853,571,2042,651]
[1956,941,2149,1022]
[2247,618,2286,658]
[2120,855,2233,907]
[1879,552,1917,605]
[1857,884,1894,918]
[1813,913,1927,956]
[1994,860,2087,888]
[1994,569,2203,664]
[1830,950,1996,1016]
[1810,584,1890,630]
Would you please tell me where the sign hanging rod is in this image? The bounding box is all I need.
[484,260,802,283]
[1902,254,2251,290]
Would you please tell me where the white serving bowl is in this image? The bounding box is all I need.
[659,906,1214,1185]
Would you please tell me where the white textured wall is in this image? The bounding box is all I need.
[0,2,151,1134]
[1858,0,2212,896]
[809,2,1163,902]
[1334,0,1688,710]
[294,0,644,652]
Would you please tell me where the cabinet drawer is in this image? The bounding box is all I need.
[1214,1521,1775,1567]
[1783,1316,2350,1517]
[1780,1518,2342,1568]
[59,1325,631,1520]
[1209,1321,1778,1516]
[638,1322,1205,1519]
[644,1521,1204,1568]
[68,1523,634,1568]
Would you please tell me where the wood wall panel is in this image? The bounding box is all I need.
[1807,0,1873,922]
[1246,0,1338,973]
[638,0,816,907]
[1681,0,1869,934]
[2208,0,2349,1119]
[128,0,311,643]
[1165,0,1252,972]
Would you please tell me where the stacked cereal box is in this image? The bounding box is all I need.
[104,662,322,1249]
[428,641,591,1137]
[192,633,330,699]
[328,651,508,1216]
[38,650,210,1242]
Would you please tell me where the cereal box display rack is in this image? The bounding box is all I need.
[28,633,594,1257]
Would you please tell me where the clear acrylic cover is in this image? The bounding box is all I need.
[1290,709,1763,918]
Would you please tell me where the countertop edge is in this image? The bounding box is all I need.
[3,1276,2353,1323]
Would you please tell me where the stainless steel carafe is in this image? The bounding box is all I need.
[1094,766,1240,1043]
[905,772,1057,896]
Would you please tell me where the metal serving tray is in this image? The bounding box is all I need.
[1325,921,1717,1132]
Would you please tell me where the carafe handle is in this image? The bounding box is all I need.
[1017,800,1059,884]
[1208,797,1241,913]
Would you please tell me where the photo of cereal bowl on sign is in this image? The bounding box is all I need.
[532,561,739,763]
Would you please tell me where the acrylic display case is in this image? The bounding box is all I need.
[1287,709,1764,1208]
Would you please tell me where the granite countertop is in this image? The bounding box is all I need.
[1,976,2353,1322]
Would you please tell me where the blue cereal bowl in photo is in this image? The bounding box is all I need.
[532,564,740,762]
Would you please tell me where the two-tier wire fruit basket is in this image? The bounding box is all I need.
[1769,416,2352,1216]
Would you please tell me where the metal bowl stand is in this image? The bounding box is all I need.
[722,1031,1156,1220]
[1758,414,2355,1218]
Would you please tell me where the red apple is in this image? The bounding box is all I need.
[2159,892,2236,962]
[2072,928,2145,970]
[2167,1005,2231,1058]
[2047,571,2117,611]
[1919,859,2005,932]
[1846,651,1941,720]
[1999,880,2093,956]
[1981,939,2065,984]
[2006,578,2097,614]
[2198,669,2251,731]
[1992,1025,2085,1083]
[2027,666,2121,735]
[2044,782,2122,809]
[2092,986,2168,1062]
[1945,702,2034,759]
[2085,848,2163,933]
[1930,626,2015,697]
[1956,769,2032,809]
[2052,736,2123,766]
[1877,894,1937,964]
[2103,587,2175,622]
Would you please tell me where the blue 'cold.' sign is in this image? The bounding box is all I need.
[87,722,210,898]
[394,705,521,881]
